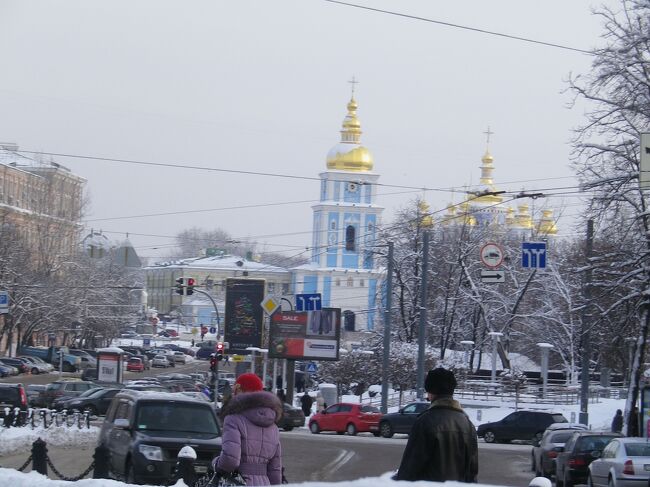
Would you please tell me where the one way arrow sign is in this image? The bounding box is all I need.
[480,270,506,283]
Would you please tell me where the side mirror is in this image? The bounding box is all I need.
[114,418,130,429]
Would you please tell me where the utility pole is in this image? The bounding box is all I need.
[381,241,394,414]
[579,219,594,426]
[416,231,429,399]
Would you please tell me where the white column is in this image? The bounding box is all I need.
[537,343,553,398]
[488,332,503,383]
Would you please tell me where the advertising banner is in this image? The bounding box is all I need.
[268,308,341,361]
[224,278,265,354]
[98,353,120,383]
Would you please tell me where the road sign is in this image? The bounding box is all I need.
[480,243,504,268]
[641,133,650,190]
[306,362,318,373]
[142,338,151,348]
[261,296,280,316]
[522,242,547,269]
[231,355,244,362]
[480,270,506,283]
[209,326,217,334]
[296,293,322,311]
[0,291,8,314]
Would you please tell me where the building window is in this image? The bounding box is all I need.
[281,283,290,295]
[345,225,355,251]
[343,310,355,331]
[268,282,275,293]
[359,279,365,287]
[335,278,341,286]
[330,220,336,230]
[347,277,353,287]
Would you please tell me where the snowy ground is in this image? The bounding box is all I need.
[0,425,100,457]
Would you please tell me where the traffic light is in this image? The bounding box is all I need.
[186,277,195,296]
[175,277,185,295]
[209,355,217,371]
[216,342,224,361]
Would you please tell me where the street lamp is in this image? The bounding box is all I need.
[488,332,503,383]
[537,343,553,398]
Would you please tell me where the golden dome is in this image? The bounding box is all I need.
[326,96,374,172]
[537,209,558,235]
[482,150,494,164]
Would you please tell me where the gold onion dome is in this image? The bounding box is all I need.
[326,97,374,172]
[537,209,558,235]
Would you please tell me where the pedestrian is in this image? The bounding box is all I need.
[212,373,283,485]
[300,392,313,417]
[611,409,623,433]
[394,367,478,482]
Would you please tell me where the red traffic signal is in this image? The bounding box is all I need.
[186,277,195,296]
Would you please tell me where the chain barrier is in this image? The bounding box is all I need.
[16,455,33,472]
[46,456,95,481]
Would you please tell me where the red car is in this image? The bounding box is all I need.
[126,358,145,372]
[309,403,382,436]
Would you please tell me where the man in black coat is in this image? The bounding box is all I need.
[300,392,313,417]
[395,367,478,482]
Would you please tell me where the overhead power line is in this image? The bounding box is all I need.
[323,0,593,55]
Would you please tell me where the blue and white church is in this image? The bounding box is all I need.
[292,95,384,333]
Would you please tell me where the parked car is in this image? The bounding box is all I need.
[588,437,650,487]
[61,387,123,416]
[42,380,97,408]
[126,358,145,373]
[0,364,12,377]
[172,351,187,364]
[378,401,430,438]
[25,384,47,407]
[477,411,568,444]
[98,390,222,484]
[555,431,622,487]
[0,383,28,425]
[532,426,587,478]
[17,356,52,375]
[132,354,150,370]
[151,355,170,368]
[277,403,305,431]
[68,349,98,369]
[309,403,382,436]
[53,385,104,411]
[0,357,29,374]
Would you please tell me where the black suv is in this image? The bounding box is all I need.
[98,390,222,485]
[378,401,430,438]
[555,431,621,487]
[477,411,567,443]
[0,383,28,425]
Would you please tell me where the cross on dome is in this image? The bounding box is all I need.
[483,126,494,147]
[348,76,359,96]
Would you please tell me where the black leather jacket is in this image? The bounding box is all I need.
[395,396,478,482]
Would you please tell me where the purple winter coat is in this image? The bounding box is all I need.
[214,391,283,485]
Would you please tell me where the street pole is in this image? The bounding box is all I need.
[416,231,429,400]
[537,343,553,399]
[580,219,594,426]
[381,241,394,414]
[488,332,503,383]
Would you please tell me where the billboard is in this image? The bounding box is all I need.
[224,278,265,354]
[268,308,341,361]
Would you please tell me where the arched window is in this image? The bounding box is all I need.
[343,310,356,331]
[345,225,356,251]
[330,220,337,230]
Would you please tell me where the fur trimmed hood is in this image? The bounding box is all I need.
[220,390,283,425]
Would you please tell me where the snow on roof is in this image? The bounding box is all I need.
[96,347,125,354]
[148,254,289,274]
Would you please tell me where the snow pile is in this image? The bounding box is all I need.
[0,426,100,456]
[0,468,503,487]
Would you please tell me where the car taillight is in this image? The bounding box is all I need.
[569,457,586,467]
[623,460,635,475]
[547,451,558,458]
[19,387,27,407]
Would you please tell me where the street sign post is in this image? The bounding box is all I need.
[261,296,280,316]
[209,326,217,334]
[296,293,322,311]
[522,242,547,269]
[306,362,318,373]
[480,243,504,268]
[641,133,650,190]
[480,270,506,283]
[0,291,8,314]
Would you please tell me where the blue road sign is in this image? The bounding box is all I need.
[0,291,8,314]
[306,362,318,373]
[296,293,322,311]
[143,338,151,347]
[522,242,547,269]
[209,326,217,334]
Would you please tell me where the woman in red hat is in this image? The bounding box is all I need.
[212,373,283,485]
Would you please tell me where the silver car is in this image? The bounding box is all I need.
[588,438,650,487]
[152,355,169,367]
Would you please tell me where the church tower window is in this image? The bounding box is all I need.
[345,225,356,251]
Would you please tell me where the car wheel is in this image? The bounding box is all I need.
[346,423,358,436]
[564,470,573,487]
[310,422,320,434]
[483,430,496,443]
[380,421,394,438]
[31,367,39,375]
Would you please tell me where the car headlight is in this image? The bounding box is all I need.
[139,444,164,461]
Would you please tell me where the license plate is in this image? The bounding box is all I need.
[294,419,303,425]
[194,465,208,474]
[369,425,379,431]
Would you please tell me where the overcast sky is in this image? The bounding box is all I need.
[0,0,618,263]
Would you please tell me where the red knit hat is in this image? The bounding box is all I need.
[235,373,264,392]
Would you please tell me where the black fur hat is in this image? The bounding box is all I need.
[424,367,457,395]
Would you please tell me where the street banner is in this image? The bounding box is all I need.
[98,353,120,383]
[268,308,341,361]
[224,278,265,354]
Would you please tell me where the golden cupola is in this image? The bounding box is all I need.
[537,209,558,235]
[472,149,503,204]
[326,97,374,172]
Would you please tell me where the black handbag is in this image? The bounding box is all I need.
[203,470,247,487]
